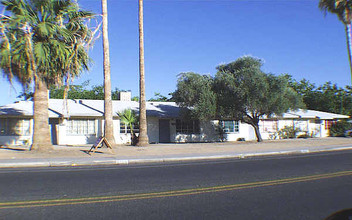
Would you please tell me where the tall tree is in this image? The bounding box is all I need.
[214,56,304,142]
[288,76,352,116]
[173,56,303,142]
[319,0,352,84]
[172,72,217,120]
[0,0,93,151]
[148,92,170,102]
[49,81,120,100]
[137,0,149,146]
[101,0,116,146]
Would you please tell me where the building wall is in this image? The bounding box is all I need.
[224,122,254,141]
[170,120,255,143]
[259,119,328,139]
[0,116,337,146]
[172,120,218,143]
[115,117,160,145]
[0,118,33,146]
[56,118,100,145]
[147,117,159,144]
[0,135,32,146]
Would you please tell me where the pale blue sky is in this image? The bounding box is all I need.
[0,0,348,105]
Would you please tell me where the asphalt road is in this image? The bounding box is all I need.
[0,150,351,220]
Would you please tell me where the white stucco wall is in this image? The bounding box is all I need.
[0,135,32,146]
[57,119,99,145]
[259,119,327,140]
[223,122,255,141]
[321,120,330,137]
[115,117,159,145]
[0,118,33,146]
[0,116,337,147]
[171,120,255,143]
[171,120,217,143]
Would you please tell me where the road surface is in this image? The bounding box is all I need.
[0,150,351,219]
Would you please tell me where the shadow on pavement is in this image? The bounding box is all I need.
[325,208,352,220]
[0,146,28,151]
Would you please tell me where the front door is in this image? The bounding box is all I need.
[159,119,170,143]
[49,118,59,145]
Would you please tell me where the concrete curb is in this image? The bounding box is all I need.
[0,145,352,168]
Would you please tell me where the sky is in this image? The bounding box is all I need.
[0,0,349,105]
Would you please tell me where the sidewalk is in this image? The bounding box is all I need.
[0,137,352,168]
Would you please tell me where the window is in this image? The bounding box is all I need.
[176,119,200,134]
[66,119,95,135]
[325,120,334,130]
[220,121,239,133]
[260,120,278,133]
[0,118,30,136]
[310,119,321,124]
[294,120,308,132]
[120,122,139,134]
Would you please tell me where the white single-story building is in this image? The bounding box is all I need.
[0,92,349,146]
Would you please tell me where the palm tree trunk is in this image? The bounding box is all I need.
[31,77,53,151]
[137,0,149,146]
[102,0,116,146]
[345,24,352,85]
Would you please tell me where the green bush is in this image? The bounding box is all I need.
[297,133,310,139]
[329,121,352,137]
[278,126,300,139]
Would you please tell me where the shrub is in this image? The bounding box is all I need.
[329,121,352,137]
[297,133,310,139]
[278,126,300,139]
[215,124,226,142]
[269,132,279,140]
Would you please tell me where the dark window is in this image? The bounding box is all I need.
[325,120,334,130]
[0,118,30,136]
[176,119,200,134]
[120,123,139,134]
[220,121,239,133]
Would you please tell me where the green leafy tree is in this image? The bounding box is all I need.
[148,92,169,102]
[173,72,216,120]
[286,76,320,110]
[173,57,303,142]
[49,81,120,100]
[214,56,304,142]
[319,0,352,84]
[17,90,34,101]
[287,76,352,116]
[0,0,94,151]
[330,120,352,136]
[343,85,352,115]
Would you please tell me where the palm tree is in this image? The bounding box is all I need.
[319,0,352,84]
[118,109,138,145]
[101,0,116,146]
[0,0,93,151]
[137,0,149,146]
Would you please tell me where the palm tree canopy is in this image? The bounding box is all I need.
[0,0,94,88]
[319,0,352,24]
[118,109,137,128]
